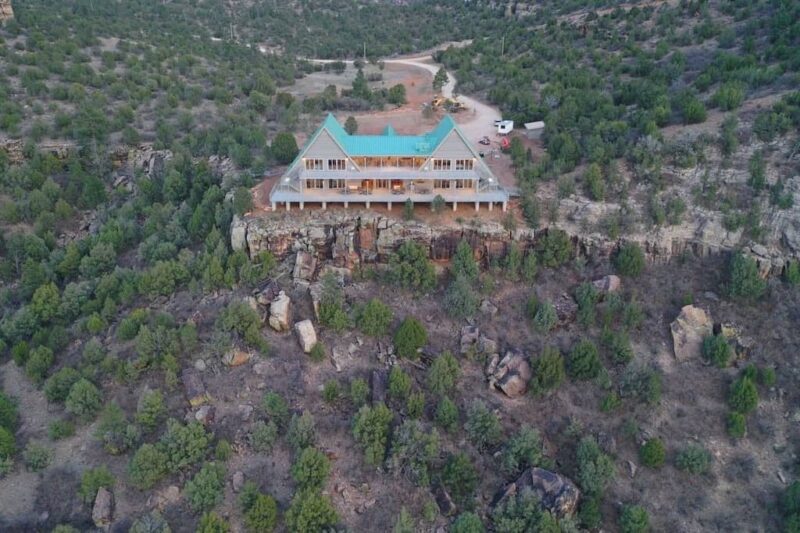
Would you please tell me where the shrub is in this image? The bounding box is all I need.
[388,241,436,292]
[0,392,19,430]
[619,363,661,405]
[465,400,502,451]
[727,412,746,438]
[568,339,602,380]
[576,436,615,496]
[197,512,230,533]
[322,380,340,404]
[435,396,459,433]
[308,342,326,363]
[501,426,543,476]
[388,366,412,401]
[128,511,171,533]
[185,462,226,512]
[532,301,557,333]
[575,282,599,326]
[451,512,485,533]
[249,420,278,453]
[349,378,370,407]
[675,444,711,475]
[786,261,800,286]
[272,132,298,164]
[605,329,634,364]
[65,379,103,422]
[285,490,339,532]
[522,252,538,282]
[728,252,765,301]
[393,317,427,359]
[245,493,278,532]
[387,419,441,487]
[48,419,75,440]
[262,391,290,428]
[728,376,758,414]
[79,466,115,504]
[781,481,800,518]
[537,229,572,267]
[129,443,168,489]
[441,453,478,505]
[426,351,459,396]
[578,497,602,530]
[701,334,732,368]
[160,419,211,473]
[95,402,140,455]
[287,411,317,452]
[393,507,414,533]
[318,272,349,332]
[216,301,268,353]
[23,441,52,471]
[406,391,425,418]
[291,447,331,491]
[0,426,16,457]
[444,275,479,318]
[452,240,479,280]
[639,438,666,468]
[25,345,54,384]
[355,298,393,337]
[491,490,559,532]
[529,347,565,395]
[136,389,167,432]
[619,505,649,533]
[352,403,393,466]
[215,439,233,461]
[614,243,645,277]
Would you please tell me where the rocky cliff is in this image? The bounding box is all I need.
[231,209,795,277]
[0,0,13,22]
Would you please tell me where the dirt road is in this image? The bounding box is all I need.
[306,55,501,144]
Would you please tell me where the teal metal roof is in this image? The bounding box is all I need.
[320,113,455,156]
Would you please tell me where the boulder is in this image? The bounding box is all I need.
[268,291,291,332]
[230,215,247,251]
[370,369,388,405]
[232,471,245,493]
[554,293,578,322]
[309,282,323,320]
[670,305,712,361]
[433,483,457,517]
[92,487,114,529]
[480,299,498,316]
[460,325,481,355]
[495,467,580,519]
[293,250,317,283]
[194,405,215,426]
[255,279,281,306]
[294,320,318,353]
[148,485,180,510]
[487,351,531,398]
[223,349,252,367]
[592,274,621,294]
[181,369,210,407]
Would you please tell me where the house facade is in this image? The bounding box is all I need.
[269,114,509,212]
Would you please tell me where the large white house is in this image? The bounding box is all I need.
[269,114,509,211]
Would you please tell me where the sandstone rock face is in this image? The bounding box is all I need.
[0,1,14,22]
[92,487,114,529]
[670,305,712,361]
[148,485,180,510]
[230,215,247,252]
[592,274,621,293]
[293,250,318,283]
[487,351,532,398]
[495,468,580,519]
[294,320,317,353]
[268,291,291,332]
[236,207,796,278]
[181,369,210,407]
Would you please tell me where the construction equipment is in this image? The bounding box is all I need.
[431,95,466,113]
[478,136,491,146]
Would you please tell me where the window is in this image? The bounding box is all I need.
[375,179,390,189]
[327,159,346,170]
[306,179,324,189]
[432,159,451,171]
[455,179,468,189]
[434,179,450,189]
[455,159,474,170]
[305,159,323,170]
[328,179,345,189]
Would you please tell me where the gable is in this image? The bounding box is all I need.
[430,129,473,159]
[305,129,349,159]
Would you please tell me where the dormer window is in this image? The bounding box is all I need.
[305,159,323,170]
[433,159,451,171]
[455,159,474,170]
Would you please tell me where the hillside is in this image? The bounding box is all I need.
[0,1,799,533]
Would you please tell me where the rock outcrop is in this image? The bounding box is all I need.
[92,487,114,529]
[670,305,713,361]
[486,351,532,398]
[268,291,291,332]
[495,468,580,519]
[0,1,14,23]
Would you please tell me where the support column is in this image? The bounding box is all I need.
[453,202,457,211]
[474,201,479,212]
[285,201,291,212]
[300,202,305,210]
[387,202,392,211]
[344,201,349,209]
[488,202,493,212]
[366,201,371,209]
[502,201,508,212]
[322,202,327,210]
[271,201,276,211]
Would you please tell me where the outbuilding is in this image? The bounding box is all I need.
[524,121,545,140]
[496,120,514,135]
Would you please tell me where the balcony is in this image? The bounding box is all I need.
[298,167,479,180]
